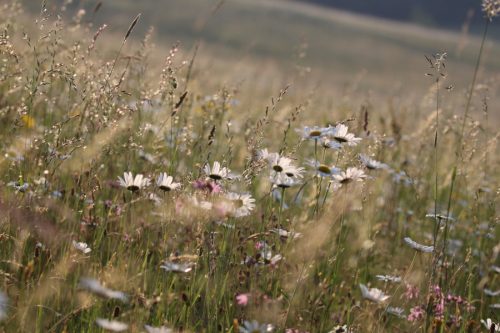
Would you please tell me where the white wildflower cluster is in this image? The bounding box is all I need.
[482,0,500,20]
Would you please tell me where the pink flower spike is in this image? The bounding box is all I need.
[236,293,249,306]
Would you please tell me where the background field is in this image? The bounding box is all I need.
[1,0,499,332]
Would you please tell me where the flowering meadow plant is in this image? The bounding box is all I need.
[0,1,498,332]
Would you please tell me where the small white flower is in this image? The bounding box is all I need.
[118,172,150,192]
[296,126,329,141]
[78,278,128,302]
[403,237,434,253]
[491,265,500,274]
[327,124,361,146]
[359,154,389,170]
[481,318,500,331]
[359,283,390,303]
[203,161,230,180]
[270,228,302,240]
[72,240,91,254]
[160,261,193,273]
[328,324,351,333]
[386,307,405,318]
[270,172,301,188]
[307,159,341,178]
[332,167,366,185]
[375,275,401,283]
[156,173,181,192]
[0,292,8,322]
[239,320,274,333]
[425,213,455,222]
[484,289,500,297]
[144,325,173,333]
[319,136,342,150]
[225,192,255,218]
[95,318,128,332]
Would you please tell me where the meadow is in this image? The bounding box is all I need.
[0,0,499,332]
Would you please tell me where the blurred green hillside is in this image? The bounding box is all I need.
[26,0,500,112]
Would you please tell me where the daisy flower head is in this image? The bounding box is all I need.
[95,318,128,332]
[260,150,304,178]
[332,167,367,185]
[319,136,342,150]
[118,172,150,192]
[328,324,351,333]
[386,307,405,318]
[307,159,340,178]
[296,126,329,141]
[78,278,128,302]
[156,172,181,192]
[359,154,389,170]
[403,237,434,253]
[204,161,230,181]
[375,274,401,283]
[225,192,256,218]
[359,283,390,303]
[482,318,500,331]
[270,172,301,189]
[72,240,91,254]
[327,124,361,146]
[482,0,500,20]
[144,325,173,333]
[239,320,274,333]
[160,261,193,273]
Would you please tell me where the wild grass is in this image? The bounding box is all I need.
[0,1,499,332]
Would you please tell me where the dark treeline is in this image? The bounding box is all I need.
[297,0,495,29]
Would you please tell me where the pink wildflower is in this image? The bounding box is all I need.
[407,306,425,322]
[404,283,420,300]
[236,293,249,306]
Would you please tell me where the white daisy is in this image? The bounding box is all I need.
[144,325,173,333]
[160,261,193,273]
[332,167,367,185]
[203,161,230,180]
[270,172,301,188]
[78,278,128,302]
[117,172,150,192]
[425,213,455,222]
[386,307,405,318]
[359,283,390,303]
[95,318,128,332]
[0,292,8,321]
[327,124,361,146]
[481,318,500,332]
[375,275,402,283]
[296,126,329,141]
[239,320,274,333]
[225,192,255,218]
[270,228,302,240]
[484,289,500,297]
[319,136,342,150]
[403,237,434,253]
[307,159,341,177]
[328,324,351,333]
[156,173,181,192]
[359,154,389,170]
[72,240,91,254]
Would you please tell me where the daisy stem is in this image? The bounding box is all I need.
[320,181,332,210]
[314,177,323,215]
[278,187,285,226]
